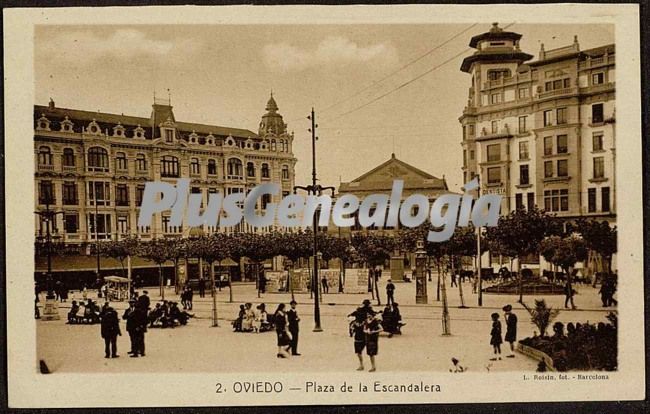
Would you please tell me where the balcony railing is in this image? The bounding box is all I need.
[537,87,577,100]
[38,164,55,171]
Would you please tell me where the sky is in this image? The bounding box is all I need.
[35,23,614,191]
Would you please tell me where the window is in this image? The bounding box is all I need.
[553,79,562,90]
[38,146,53,165]
[518,88,529,99]
[593,157,605,179]
[468,124,475,135]
[557,135,568,154]
[519,141,529,160]
[470,150,475,160]
[527,192,535,210]
[164,129,174,143]
[261,193,272,210]
[136,185,145,206]
[545,81,552,92]
[261,163,270,178]
[490,93,502,104]
[270,140,276,151]
[564,78,571,88]
[544,189,569,212]
[519,165,529,185]
[190,158,200,175]
[161,155,179,178]
[62,182,77,205]
[543,110,552,127]
[282,165,290,180]
[602,187,610,212]
[487,144,500,162]
[136,154,147,171]
[491,121,498,134]
[518,116,527,133]
[116,184,129,206]
[116,152,128,170]
[544,137,553,155]
[515,193,524,210]
[62,148,75,167]
[207,159,217,175]
[588,188,596,213]
[592,103,604,123]
[556,108,567,124]
[64,213,78,234]
[592,72,604,85]
[87,147,109,171]
[463,150,467,167]
[227,158,243,178]
[557,159,568,177]
[39,181,55,204]
[117,216,128,235]
[544,161,553,178]
[88,181,110,206]
[487,167,501,184]
[462,126,467,140]
[247,162,256,177]
[593,133,604,151]
[191,187,201,194]
[88,213,112,240]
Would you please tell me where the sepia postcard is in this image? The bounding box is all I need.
[3,3,645,408]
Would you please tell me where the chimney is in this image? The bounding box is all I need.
[48,98,55,110]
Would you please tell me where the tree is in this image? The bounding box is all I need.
[540,235,588,309]
[138,239,172,299]
[522,299,560,337]
[276,230,312,298]
[575,219,617,281]
[100,235,139,278]
[485,207,553,303]
[317,232,351,293]
[166,238,189,294]
[192,234,231,326]
[351,232,396,305]
[398,223,447,301]
[445,226,477,308]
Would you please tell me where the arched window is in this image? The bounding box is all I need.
[280,140,286,152]
[207,159,217,175]
[136,154,147,171]
[115,152,128,171]
[190,158,201,175]
[261,163,270,179]
[282,165,290,180]
[270,139,276,151]
[87,147,109,171]
[38,146,53,166]
[227,158,243,179]
[62,148,75,167]
[161,155,179,178]
[246,162,255,178]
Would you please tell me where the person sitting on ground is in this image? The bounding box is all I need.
[255,303,273,332]
[83,299,100,324]
[392,303,405,334]
[449,357,467,373]
[67,300,80,324]
[232,304,245,332]
[148,303,163,328]
[380,305,395,337]
[242,303,255,332]
[170,302,194,326]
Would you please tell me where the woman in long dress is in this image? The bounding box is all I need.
[273,303,291,358]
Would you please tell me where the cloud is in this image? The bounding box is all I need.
[37,28,179,62]
[263,36,398,72]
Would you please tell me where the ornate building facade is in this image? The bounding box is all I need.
[34,94,297,247]
[459,23,616,224]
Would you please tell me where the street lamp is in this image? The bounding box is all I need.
[415,240,428,304]
[34,200,64,320]
[293,107,335,332]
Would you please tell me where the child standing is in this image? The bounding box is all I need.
[490,312,502,361]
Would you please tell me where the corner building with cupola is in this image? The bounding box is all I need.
[34,94,297,250]
[459,23,615,225]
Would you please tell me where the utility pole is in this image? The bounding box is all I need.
[476,175,483,307]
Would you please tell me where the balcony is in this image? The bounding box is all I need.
[38,164,55,171]
[537,87,577,100]
[62,165,77,173]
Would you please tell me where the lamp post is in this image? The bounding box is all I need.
[293,107,334,332]
[34,200,64,320]
[415,240,428,304]
[440,258,451,336]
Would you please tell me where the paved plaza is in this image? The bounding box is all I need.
[37,276,615,374]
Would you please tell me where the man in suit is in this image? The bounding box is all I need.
[287,300,300,356]
[130,302,148,357]
[502,304,518,358]
[386,279,395,305]
[122,299,136,355]
[100,306,121,358]
[138,290,151,312]
[198,278,206,298]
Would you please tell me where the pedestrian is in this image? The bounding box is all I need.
[82,285,88,301]
[450,271,457,287]
[287,300,300,356]
[100,306,121,358]
[59,281,68,302]
[502,304,517,358]
[363,311,381,372]
[138,290,151,312]
[273,303,291,358]
[321,275,329,294]
[186,286,194,310]
[130,302,148,357]
[386,279,395,305]
[198,277,206,298]
[123,299,137,355]
[564,282,576,309]
[350,310,366,370]
[489,312,502,361]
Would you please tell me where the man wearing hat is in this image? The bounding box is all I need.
[287,300,300,355]
[386,279,395,306]
[123,299,137,355]
[100,305,121,358]
[502,304,517,358]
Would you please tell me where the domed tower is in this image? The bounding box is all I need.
[259,93,287,136]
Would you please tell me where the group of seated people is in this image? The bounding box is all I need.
[232,302,274,333]
[67,299,102,324]
[148,300,195,328]
[380,303,405,337]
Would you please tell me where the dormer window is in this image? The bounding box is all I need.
[206,134,215,145]
[164,128,174,143]
[87,119,102,135]
[60,116,74,132]
[133,125,145,139]
[113,123,126,137]
[36,114,50,131]
[189,131,199,144]
[225,136,235,146]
